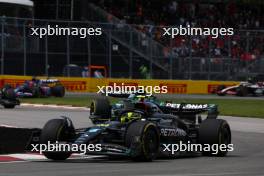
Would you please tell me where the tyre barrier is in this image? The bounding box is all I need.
[0,126,41,154]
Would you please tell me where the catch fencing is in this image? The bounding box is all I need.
[0,16,264,81]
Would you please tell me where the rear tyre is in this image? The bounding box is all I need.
[2,88,17,99]
[90,98,111,123]
[1,88,17,109]
[3,104,15,109]
[236,85,248,96]
[40,119,74,160]
[52,85,65,97]
[32,87,40,98]
[199,119,231,156]
[3,84,12,90]
[125,121,159,161]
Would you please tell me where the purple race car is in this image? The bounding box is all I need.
[14,78,65,98]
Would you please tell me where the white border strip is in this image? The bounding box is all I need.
[0,153,103,164]
[20,103,90,110]
[0,0,33,6]
[0,124,17,128]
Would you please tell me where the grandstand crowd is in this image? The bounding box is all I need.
[94,0,264,61]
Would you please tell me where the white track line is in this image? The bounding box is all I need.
[0,124,18,128]
[20,103,89,110]
[0,153,102,164]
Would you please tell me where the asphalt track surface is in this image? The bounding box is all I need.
[0,106,264,176]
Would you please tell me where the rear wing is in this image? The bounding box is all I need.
[40,79,59,83]
[105,92,150,98]
[162,103,218,119]
[39,79,62,87]
[106,93,130,98]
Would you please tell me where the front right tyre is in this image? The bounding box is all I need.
[89,98,111,123]
[199,119,231,156]
[125,121,160,161]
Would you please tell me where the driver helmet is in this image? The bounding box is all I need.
[32,77,37,82]
[120,111,142,123]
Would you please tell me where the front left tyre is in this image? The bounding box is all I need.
[40,119,75,160]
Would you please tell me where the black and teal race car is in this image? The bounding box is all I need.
[89,94,219,124]
[29,94,231,162]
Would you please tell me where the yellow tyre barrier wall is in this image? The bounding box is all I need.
[0,75,238,94]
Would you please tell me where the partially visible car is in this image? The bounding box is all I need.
[89,94,218,124]
[0,84,20,108]
[216,81,264,96]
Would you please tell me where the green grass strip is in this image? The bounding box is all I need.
[20,96,264,118]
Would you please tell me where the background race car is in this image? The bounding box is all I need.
[0,85,20,109]
[89,94,219,124]
[13,78,65,98]
[216,81,264,97]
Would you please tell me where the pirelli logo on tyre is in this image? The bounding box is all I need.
[61,81,87,91]
[159,83,187,93]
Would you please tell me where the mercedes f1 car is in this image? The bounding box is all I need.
[216,81,264,96]
[90,94,219,123]
[14,78,65,98]
[0,85,20,108]
[28,95,231,161]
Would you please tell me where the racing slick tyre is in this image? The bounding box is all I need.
[199,119,231,157]
[216,85,226,96]
[3,104,16,109]
[1,87,18,109]
[2,88,16,100]
[236,85,248,96]
[40,119,75,160]
[90,98,111,123]
[2,84,12,90]
[32,87,40,98]
[51,85,65,97]
[125,121,160,161]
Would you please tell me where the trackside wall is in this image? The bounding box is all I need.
[0,75,238,94]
